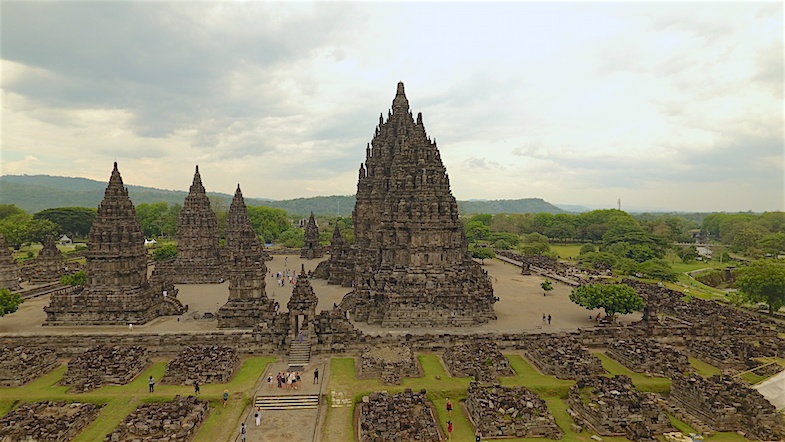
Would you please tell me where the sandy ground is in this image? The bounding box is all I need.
[0,254,639,335]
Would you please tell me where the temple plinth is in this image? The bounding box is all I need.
[0,234,21,291]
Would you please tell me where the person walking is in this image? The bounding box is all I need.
[475,428,482,442]
[193,380,200,395]
[255,407,261,426]
[446,398,453,417]
[223,389,229,407]
[148,376,155,393]
[240,422,246,442]
[267,374,273,388]
[547,314,552,325]
[447,420,453,440]
[313,368,319,384]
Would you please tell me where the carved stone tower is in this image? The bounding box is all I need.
[217,185,275,328]
[30,235,64,284]
[45,162,184,325]
[313,225,353,287]
[170,165,225,283]
[300,212,324,260]
[340,82,496,326]
[0,234,21,291]
[288,266,318,342]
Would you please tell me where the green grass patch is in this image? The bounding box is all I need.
[668,414,697,434]
[549,244,583,260]
[595,353,671,394]
[688,357,722,377]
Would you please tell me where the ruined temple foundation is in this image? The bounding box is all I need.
[0,233,21,291]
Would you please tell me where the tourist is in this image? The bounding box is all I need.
[446,398,452,416]
[547,314,551,325]
[223,389,229,407]
[542,314,546,325]
[267,374,273,388]
[313,368,319,384]
[148,376,155,393]
[240,422,246,441]
[255,407,261,426]
[193,380,200,395]
[277,372,282,388]
[447,420,453,440]
[298,330,304,342]
[475,429,482,442]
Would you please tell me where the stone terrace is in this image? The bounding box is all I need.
[359,345,420,385]
[162,345,239,385]
[0,401,103,442]
[607,338,689,378]
[524,335,604,380]
[0,346,59,387]
[443,340,514,382]
[686,336,783,371]
[670,373,785,441]
[61,345,150,393]
[567,375,673,442]
[103,395,209,442]
[358,389,441,442]
[465,382,562,439]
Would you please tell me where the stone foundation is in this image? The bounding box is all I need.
[359,345,420,385]
[358,389,441,442]
[103,395,209,442]
[61,345,149,393]
[162,345,239,385]
[0,401,103,442]
[607,338,689,378]
[217,298,276,328]
[443,340,514,382]
[465,382,562,439]
[0,346,59,387]
[524,336,604,379]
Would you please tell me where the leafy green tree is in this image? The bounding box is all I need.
[33,207,96,238]
[569,283,644,318]
[0,288,23,317]
[470,246,495,264]
[579,243,596,255]
[152,243,178,261]
[0,204,27,220]
[541,279,553,295]
[679,245,698,263]
[636,258,678,282]
[467,213,493,226]
[60,270,86,286]
[519,232,550,256]
[278,228,305,248]
[578,251,616,271]
[757,233,785,257]
[246,206,291,243]
[465,221,491,243]
[737,259,785,314]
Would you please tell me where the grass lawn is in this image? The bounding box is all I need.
[549,244,584,260]
[594,353,671,394]
[0,356,274,442]
[688,357,722,377]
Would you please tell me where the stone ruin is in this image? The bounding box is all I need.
[524,335,605,380]
[103,395,209,442]
[313,225,353,286]
[168,165,225,284]
[162,345,239,385]
[358,389,441,442]
[496,250,598,284]
[607,338,689,379]
[465,382,562,439]
[218,185,276,328]
[443,340,514,382]
[330,82,496,327]
[359,345,420,385]
[300,212,324,259]
[29,234,65,284]
[287,266,318,342]
[0,346,59,387]
[0,233,21,291]
[686,336,783,371]
[0,401,103,442]
[61,345,150,393]
[670,373,785,441]
[313,306,363,348]
[567,375,673,441]
[45,162,185,325]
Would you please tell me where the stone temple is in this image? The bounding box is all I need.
[300,212,324,260]
[44,162,184,325]
[29,234,64,284]
[169,166,225,283]
[334,82,496,326]
[0,233,21,291]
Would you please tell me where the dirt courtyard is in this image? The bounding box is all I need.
[0,254,638,335]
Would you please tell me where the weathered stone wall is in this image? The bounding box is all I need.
[357,389,441,442]
[162,345,240,385]
[443,340,514,382]
[465,382,562,439]
[607,338,689,378]
[0,346,59,387]
[686,337,783,371]
[524,335,604,380]
[358,345,420,385]
[0,401,103,442]
[103,395,208,442]
[61,345,149,393]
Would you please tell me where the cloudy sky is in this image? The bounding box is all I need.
[1,2,782,212]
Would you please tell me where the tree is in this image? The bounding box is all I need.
[541,279,553,296]
[246,206,291,243]
[636,258,677,282]
[0,288,23,317]
[152,243,178,261]
[736,259,785,314]
[470,246,495,264]
[33,207,97,238]
[60,270,86,286]
[569,283,644,318]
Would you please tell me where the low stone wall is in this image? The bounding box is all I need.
[567,375,673,442]
[686,337,783,371]
[358,345,420,385]
[524,336,604,379]
[443,340,515,382]
[61,345,150,393]
[103,395,209,442]
[606,338,689,378]
[162,345,240,385]
[357,389,441,442]
[0,401,103,442]
[465,382,562,439]
[0,346,59,387]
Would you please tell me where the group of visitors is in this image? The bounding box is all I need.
[269,371,301,389]
[272,269,299,287]
[541,313,552,325]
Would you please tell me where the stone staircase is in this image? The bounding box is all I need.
[255,394,319,410]
[287,341,311,369]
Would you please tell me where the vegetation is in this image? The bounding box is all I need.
[569,283,644,318]
[136,202,181,238]
[151,243,178,261]
[0,288,23,316]
[736,259,785,314]
[33,207,97,238]
[60,270,86,286]
[702,212,785,257]
[0,204,59,249]
[469,245,495,263]
[541,279,553,295]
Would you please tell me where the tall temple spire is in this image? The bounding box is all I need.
[0,233,21,291]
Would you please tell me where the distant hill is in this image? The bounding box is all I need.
[0,175,563,216]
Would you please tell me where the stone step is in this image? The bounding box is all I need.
[255,395,319,410]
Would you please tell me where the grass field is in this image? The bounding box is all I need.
[549,243,584,260]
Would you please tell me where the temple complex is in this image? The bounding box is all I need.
[0,233,21,291]
[44,162,184,325]
[287,266,318,342]
[169,166,225,283]
[313,225,353,287]
[29,235,64,284]
[335,82,496,326]
[300,212,324,259]
[217,185,275,328]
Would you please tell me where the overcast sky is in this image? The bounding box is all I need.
[1,2,782,212]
